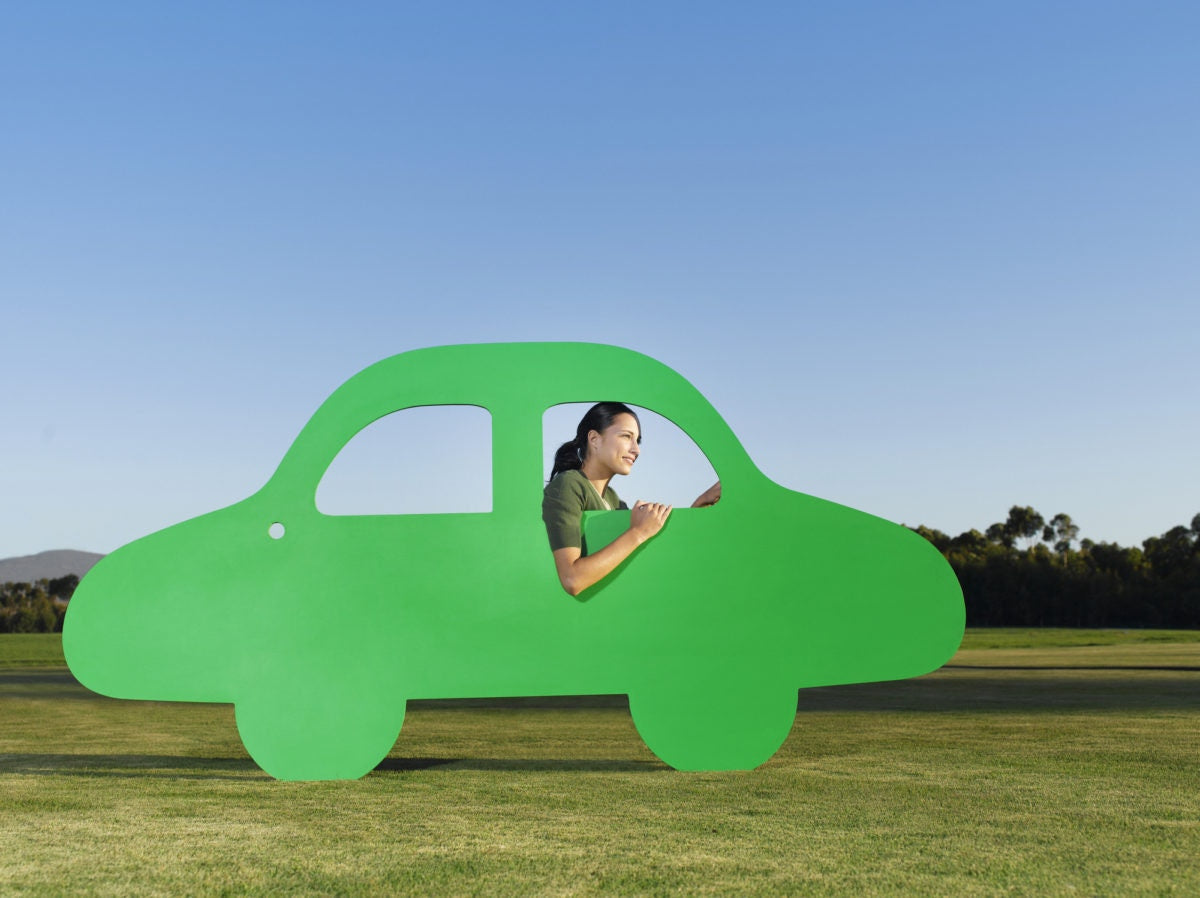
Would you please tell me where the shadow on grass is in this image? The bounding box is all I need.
[7,669,1200,720]
[408,673,1200,714]
[0,752,660,779]
[374,757,661,773]
[797,670,1200,713]
[0,669,101,700]
[0,753,265,780]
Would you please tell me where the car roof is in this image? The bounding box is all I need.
[268,342,753,500]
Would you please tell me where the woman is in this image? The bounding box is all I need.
[542,402,721,596]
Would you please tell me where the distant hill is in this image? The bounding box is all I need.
[0,550,105,584]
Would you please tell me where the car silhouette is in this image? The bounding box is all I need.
[63,342,965,780]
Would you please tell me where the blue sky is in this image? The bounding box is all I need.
[3,2,1197,557]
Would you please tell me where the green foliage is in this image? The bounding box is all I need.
[0,579,72,634]
[1004,505,1045,551]
[911,508,1200,628]
[1044,512,1080,556]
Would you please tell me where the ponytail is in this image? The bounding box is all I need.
[549,438,586,481]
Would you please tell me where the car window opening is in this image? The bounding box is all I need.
[541,403,718,509]
[316,405,492,516]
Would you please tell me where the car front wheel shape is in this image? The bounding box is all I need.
[235,686,404,781]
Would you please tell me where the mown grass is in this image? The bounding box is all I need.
[2,632,1199,896]
[0,633,65,667]
[956,627,1200,650]
[953,628,1200,671]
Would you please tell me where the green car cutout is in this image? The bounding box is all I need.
[63,342,965,781]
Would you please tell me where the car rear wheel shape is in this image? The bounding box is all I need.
[628,677,797,771]
[235,685,404,781]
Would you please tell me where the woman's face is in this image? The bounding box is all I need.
[588,412,641,476]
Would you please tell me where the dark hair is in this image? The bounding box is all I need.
[549,402,641,481]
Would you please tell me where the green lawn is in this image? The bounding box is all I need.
[2,631,1198,896]
[0,633,65,667]
[956,627,1200,649]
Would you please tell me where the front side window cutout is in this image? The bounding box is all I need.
[317,405,491,515]
[542,403,718,508]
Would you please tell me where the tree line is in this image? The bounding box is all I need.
[0,575,77,633]
[3,509,1199,633]
[910,507,1200,628]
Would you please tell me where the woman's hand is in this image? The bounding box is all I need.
[630,500,672,542]
[691,480,721,508]
[552,500,672,596]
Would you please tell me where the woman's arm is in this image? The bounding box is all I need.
[551,501,671,596]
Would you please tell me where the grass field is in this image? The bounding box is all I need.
[2,630,1198,896]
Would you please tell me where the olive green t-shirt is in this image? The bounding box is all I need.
[542,468,627,553]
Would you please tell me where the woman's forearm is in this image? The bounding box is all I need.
[552,500,671,596]
[552,529,648,596]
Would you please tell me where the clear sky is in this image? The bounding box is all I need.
[3,2,1197,558]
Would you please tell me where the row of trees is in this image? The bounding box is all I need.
[0,576,78,633]
[4,510,1199,632]
[911,507,1200,628]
